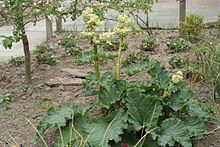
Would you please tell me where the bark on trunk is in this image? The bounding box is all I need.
[56,16,62,33]
[21,24,32,84]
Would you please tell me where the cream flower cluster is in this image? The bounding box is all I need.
[99,32,115,45]
[82,7,103,30]
[172,71,184,84]
[114,14,132,38]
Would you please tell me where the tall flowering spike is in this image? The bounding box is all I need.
[114,14,132,38]
[82,7,103,30]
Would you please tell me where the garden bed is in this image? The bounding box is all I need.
[0,30,219,147]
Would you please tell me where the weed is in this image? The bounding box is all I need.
[166,38,191,53]
[20,84,29,93]
[0,94,11,105]
[140,36,157,51]
[0,94,11,115]
[35,83,45,89]
[33,43,56,65]
[9,56,24,67]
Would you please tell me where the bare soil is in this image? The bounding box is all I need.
[0,30,220,147]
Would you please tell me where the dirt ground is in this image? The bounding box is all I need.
[0,30,220,147]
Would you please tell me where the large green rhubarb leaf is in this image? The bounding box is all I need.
[126,87,162,131]
[188,102,216,121]
[169,86,198,111]
[147,61,170,88]
[37,104,81,135]
[126,62,149,76]
[55,115,91,147]
[99,80,126,109]
[157,118,192,147]
[84,109,128,147]
[183,118,207,139]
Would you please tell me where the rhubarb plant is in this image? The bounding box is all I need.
[37,7,217,147]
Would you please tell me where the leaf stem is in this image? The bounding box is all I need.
[116,38,124,80]
[92,39,100,80]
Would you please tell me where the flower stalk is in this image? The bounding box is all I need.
[116,38,124,80]
[91,39,101,79]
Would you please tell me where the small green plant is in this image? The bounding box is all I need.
[166,38,191,53]
[140,36,157,51]
[9,56,24,67]
[59,34,81,56]
[99,39,128,51]
[62,47,82,56]
[35,83,45,89]
[20,84,29,93]
[123,51,149,67]
[33,43,56,65]
[0,94,11,105]
[169,55,186,69]
[58,34,76,48]
[179,14,205,41]
[0,94,11,116]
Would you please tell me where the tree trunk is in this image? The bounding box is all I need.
[21,24,32,84]
[46,16,53,41]
[56,16,62,33]
[179,0,186,23]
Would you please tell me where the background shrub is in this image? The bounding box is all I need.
[9,56,24,67]
[59,34,80,56]
[140,36,157,51]
[179,14,205,41]
[33,43,56,65]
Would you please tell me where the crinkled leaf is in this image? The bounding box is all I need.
[84,109,128,147]
[99,80,126,109]
[188,103,216,121]
[157,118,192,147]
[147,61,170,88]
[37,104,81,135]
[126,87,162,131]
[169,87,198,111]
[83,72,115,96]
[126,62,149,76]
[183,118,207,139]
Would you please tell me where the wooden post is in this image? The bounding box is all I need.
[179,0,186,23]
[45,16,53,41]
[56,16,63,33]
